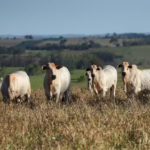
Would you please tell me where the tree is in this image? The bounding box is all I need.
[59,39,67,45]
[78,75,86,82]
[110,37,118,43]
[24,35,33,39]
[24,64,43,76]
[59,36,63,40]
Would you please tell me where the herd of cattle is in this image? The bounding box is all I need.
[0,61,150,103]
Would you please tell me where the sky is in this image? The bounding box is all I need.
[0,0,150,35]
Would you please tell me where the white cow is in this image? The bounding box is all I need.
[85,68,100,94]
[85,68,93,93]
[122,64,150,95]
[117,62,130,93]
[1,71,31,102]
[91,65,117,97]
[42,63,71,103]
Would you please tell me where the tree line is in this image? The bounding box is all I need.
[122,38,150,47]
[0,46,25,54]
[0,50,118,76]
[104,33,150,39]
[26,42,101,51]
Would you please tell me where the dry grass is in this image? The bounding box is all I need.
[0,88,150,149]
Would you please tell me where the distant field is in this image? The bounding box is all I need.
[62,45,150,66]
[0,38,141,48]
[25,50,60,56]
[29,76,44,89]
[0,39,39,47]
[36,38,117,47]
[25,44,150,64]
[0,39,26,47]
[66,37,115,47]
[2,38,149,66]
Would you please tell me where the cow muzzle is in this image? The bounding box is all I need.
[122,72,126,76]
[52,75,56,80]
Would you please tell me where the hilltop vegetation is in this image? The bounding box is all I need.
[0,34,150,70]
[0,45,150,69]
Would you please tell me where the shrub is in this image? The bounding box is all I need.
[78,75,86,82]
[24,64,44,76]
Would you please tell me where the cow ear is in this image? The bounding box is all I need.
[56,65,63,69]
[91,65,97,70]
[42,65,46,70]
[125,62,129,66]
[97,67,101,71]
[51,63,56,69]
[128,65,132,69]
[117,64,122,68]
[85,68,91,71]
[85,73,87,76]
[93,65,97,69]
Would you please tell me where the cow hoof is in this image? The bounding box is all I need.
[47,100,52,105]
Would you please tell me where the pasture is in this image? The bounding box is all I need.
[1,38,150,149]
[1,67,150,149]
[0,87,150,149]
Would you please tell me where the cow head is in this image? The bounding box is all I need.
[8,74,18,100]
[85,68,92,81]
[8,88,15,100]
[117,62,130,77]
[91,65,102,78]
[42,63,57,80]
[91,64,98,78]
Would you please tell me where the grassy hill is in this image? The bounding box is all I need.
[0,39,29,47]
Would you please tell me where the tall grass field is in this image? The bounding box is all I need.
[0,88,150,149]
[0,67,150,149]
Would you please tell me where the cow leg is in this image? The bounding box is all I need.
[62,94,65,103]
[55,93,60,103]
[16,96,21,103]
[45,90,51,101]
[124,83,127,93]
[94,86,98,95]
[64,90,70,104]
[3,97,9,103]
[24,93,30,103]
[92,83,97,94]
[110,87,112,97]
[113,84,117,97]
[46,95,51,101]
[102,89,106,97]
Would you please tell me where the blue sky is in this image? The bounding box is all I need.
[0,0,150,35]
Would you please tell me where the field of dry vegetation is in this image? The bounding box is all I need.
[0,87,150,149]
